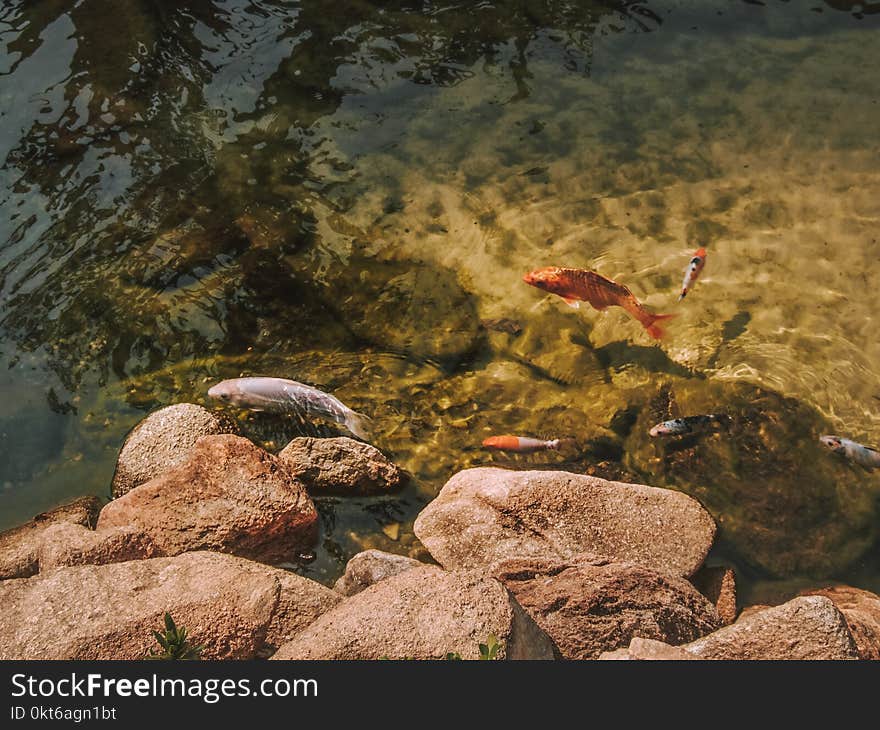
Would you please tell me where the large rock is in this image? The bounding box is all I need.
[494,553,720,659]
[0,497,102,579]
[37,523,161,571]
[98,435,318,563]
[112,403,238,497]
[413,468,716,577]
[278,437,403,495]
[691,565,738,625]
[683,596,858,660]
[0,552,340,660]
[271,565,555,660]
[265,571,345,654]
[599,638,698,660]
[801,586,880,660]
[624,381,878,575]
[333,549,425,596]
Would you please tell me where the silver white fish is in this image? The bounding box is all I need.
[819,435,880,471]
[208,377,371,440]
[649,414,727,437]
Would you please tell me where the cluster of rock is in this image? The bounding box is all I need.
[0,403,877,660]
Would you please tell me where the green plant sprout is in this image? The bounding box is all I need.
[145,612,204,660]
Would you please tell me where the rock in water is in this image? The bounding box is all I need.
[315,256,483,366]
[413,468,716,577]
[112,403,239,497]
[800,585,880,660]
[625,381,877,576]
[509,298,604,385]
[278,437,403,495]
[683,596,858,660]
[0,497,102,579]
[493,553,720,659]
[0,552,341,660]
[333,550,426,596]
[271,566,555,660]
[98,435,318,563]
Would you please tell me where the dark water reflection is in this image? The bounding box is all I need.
[1,0,879,602]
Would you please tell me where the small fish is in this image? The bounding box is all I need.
[208,377,371,440]
[523,266,675,340]
[679,247,707,301]
[649,414,728,437]
[482,435,561,453]
[819,435,880,471]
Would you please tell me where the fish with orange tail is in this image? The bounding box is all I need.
[482,435,561,453]
[679,247,706,301]
[523,266,675,340]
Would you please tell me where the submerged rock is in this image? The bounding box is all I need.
[124,219,247,290]
[98,435,318,563]
[271,565,555,660]
[494,553,720,659]
[800,585,880,660]
[111,403,239,497]
[0,552,340,660]
[624,380,878,576]
[278,437,403,495]
[313,256,483,366]
[0,496,102,580]
[413,468,716,577]
[683,596,858,660]
[333,549,426,596]
[691,565,738,625]
[508,299,605,385]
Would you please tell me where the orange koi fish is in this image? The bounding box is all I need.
[523,266,675,340]
[482,435,561,453]
[679,247,706,301]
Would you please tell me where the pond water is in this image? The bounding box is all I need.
[1,0,879,604]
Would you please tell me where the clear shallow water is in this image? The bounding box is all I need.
[1,0,879,603]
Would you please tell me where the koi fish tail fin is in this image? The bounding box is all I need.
[644,312,676,340]
[677,290,687,302]
[344,410,373,441]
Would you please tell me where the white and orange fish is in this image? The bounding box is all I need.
[678,247,706,301]
[482,435,561,453]
[523,266,675,340]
